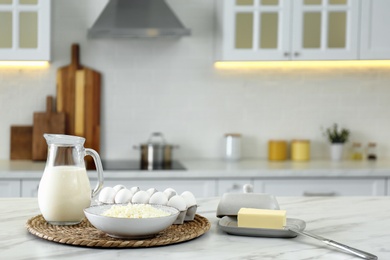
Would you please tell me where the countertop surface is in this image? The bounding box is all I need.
[1,196,388,260]
[1,159,390,179]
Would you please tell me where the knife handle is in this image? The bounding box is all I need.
[288,227,377,260]
[326,240,378,260]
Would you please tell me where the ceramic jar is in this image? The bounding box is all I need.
[291,140,310,161]
[268,140,287,161]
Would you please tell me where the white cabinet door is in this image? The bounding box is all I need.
[217,179,252,195]
[253,178,386,196]
[291,0,359,60]
[0,180,20,197]
[96,179,217,198]
[217,0,292,61]
[21,180,40,197]
[0,0,50,61]
[388,178,390,196]
[360,0,390,59]
[217,0,360,61]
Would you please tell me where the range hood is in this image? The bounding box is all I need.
[88,0,191,38]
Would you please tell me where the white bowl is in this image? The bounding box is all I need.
[84,204,180,239]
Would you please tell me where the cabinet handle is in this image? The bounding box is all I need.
[303,192,336,197]
[227,184,241,192]
[294,52,300,57]
[243,184,253,193]
[284,52,290,57]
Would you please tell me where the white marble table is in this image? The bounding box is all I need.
[1,197,389,260]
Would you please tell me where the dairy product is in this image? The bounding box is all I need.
[237,208,286,229]
[103,204,170,218]
[181,191,197,207]
[149,191,168,205]
[114,188,133,204]
[168,195,186,211]
[38,166,91,224]
[98,187,116,204]
[131,190,150,204]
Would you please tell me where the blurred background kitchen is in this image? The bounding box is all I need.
[1,0,389,162]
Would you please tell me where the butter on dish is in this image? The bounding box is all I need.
[237,208,287,229]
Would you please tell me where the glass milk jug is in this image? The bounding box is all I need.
[38,134,104,225]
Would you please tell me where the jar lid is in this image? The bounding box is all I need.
[352,142,362,147]
[368,142,377,147]
[268,140,287,143]
[291,139,310,143]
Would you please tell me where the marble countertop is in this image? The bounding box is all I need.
[1,196,388,260]
[1,159,390,179]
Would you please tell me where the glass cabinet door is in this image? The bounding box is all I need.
[222,0,292,60]
[291,0,359,60]
[0,0,50,61]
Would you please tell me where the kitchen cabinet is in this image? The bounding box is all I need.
[0,0,50,61]
[216,0,359,61]
[21,179,40,197]
[0,180,20,197]
[217,179,252,195]
[360,0,390,59]
[253,178,386,196]
[388,179,390,195]
[1,176,390,197]
[96,179,217,198]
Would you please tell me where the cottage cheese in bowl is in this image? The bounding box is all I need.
[102,204,170,218]
[84,203,179,239]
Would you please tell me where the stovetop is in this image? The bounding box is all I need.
[102,160,187,171]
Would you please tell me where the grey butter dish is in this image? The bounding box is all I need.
[218,216,306,238]
[216,193,280,218]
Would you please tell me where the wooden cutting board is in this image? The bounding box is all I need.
[10,126,33,160]
[56,43,101,168]
[32,96,66,161]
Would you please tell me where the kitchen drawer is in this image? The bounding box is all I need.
[94,179,217,198]
[0,180,20,197]
[217,179,253,195]
[21,180,41,197]
[253,178,386,196]
[387,179,390,196]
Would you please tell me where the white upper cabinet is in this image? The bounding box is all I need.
[360,0,390,59]
[291,0,359,60]
[216,0,360,61]
[0,0,50,61]
[216,0,292,61]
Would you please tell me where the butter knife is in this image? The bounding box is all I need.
[287,226,378,260]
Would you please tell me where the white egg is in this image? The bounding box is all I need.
[131,190,150,204]
[149,191,168,205]
[114,188,133,204]
[130,186,140,194]
[180,191,197,207]
[163,188,177,200]
[146,188,158,196]
[113,184,126,193]
[164,187,176,193]
[168,195,187,211]
[98,187,116,204]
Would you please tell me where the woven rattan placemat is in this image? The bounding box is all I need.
[26,214,210,248]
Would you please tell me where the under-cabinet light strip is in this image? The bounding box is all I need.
[214,60,390,69]
[0,61,49,68]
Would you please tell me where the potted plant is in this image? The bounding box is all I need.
[323,124,350,161]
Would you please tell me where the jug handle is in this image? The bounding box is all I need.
[85,148,104,198]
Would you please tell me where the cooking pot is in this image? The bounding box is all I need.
[133,132,179,169]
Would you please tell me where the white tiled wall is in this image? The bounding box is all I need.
[1,0,390,161]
